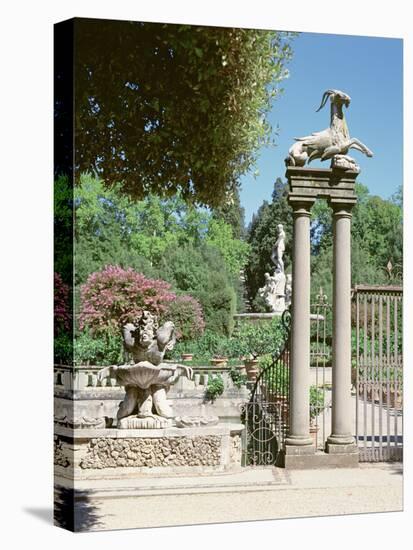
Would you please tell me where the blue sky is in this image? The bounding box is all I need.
[239,32,403,225]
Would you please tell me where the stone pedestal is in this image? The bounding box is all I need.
[54,424,245,480]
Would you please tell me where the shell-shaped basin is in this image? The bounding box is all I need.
[114,362,179,389]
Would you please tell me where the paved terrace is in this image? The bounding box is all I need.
[55,462,403,531]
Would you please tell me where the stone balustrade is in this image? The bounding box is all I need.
[54,363,246,393]
[54,363,249,430]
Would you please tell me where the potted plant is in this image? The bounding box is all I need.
[229,366,248,389]
[210,354,228,367]
[244,356,260,381]
[237,320,284,381]
[210,339,229,367]
[204,374,225,401]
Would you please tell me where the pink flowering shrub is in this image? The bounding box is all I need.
[79,265,176,335]
[54,272,71,334]
[165,294,205,341]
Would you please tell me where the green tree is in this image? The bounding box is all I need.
[54,174,74,284]
[74,174,157,284]
[212,187,246,240]
[390,185,403,208]
[74,174,252,282]
[310,183,403,300]
[158,243,236,335]
[206,218,250,276]
[75,19,294,207]
[73,174,245,334]
[351,186,403,276]
[245,177,293,307]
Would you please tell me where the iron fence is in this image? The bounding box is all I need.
[354,285,403,462]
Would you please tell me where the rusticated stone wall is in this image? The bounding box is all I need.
[79,435,221,469]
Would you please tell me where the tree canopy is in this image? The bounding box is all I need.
[69,173,249,334]
[74,19,294,207]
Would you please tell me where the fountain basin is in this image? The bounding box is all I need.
[110,362,182,389]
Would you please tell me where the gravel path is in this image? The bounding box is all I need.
[65,463,403,531]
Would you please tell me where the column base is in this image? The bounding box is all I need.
[284,435,314,447]
[326,434,356,447]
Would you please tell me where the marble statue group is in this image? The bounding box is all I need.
[258,223,291,314]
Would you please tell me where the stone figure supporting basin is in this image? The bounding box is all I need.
[98,310,193,429]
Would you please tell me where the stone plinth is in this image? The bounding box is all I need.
[54,424,244,480]
[281,449,359,469]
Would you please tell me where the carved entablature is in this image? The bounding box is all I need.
[286,167,358,210]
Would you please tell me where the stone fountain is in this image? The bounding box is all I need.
[234,223,291,327]
[54,311,244,479]
[98,311,199,429]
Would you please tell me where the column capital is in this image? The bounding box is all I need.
[288,196,315,216]
[329,197,357,217]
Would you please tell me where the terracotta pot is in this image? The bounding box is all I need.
[244,359,259,382]
[210,357,228,367]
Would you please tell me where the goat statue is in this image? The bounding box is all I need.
[285,89,373,172]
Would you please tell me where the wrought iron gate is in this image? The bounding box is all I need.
[241,291,332,466]
[241,313,290,466]
[354,285,403,462]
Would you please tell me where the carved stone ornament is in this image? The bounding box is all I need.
[54,414,107,429]
[285,89,373,171]
[175,416,220,428]
[98,311,193,429]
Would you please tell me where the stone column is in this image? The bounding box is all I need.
[326,200,357,452]
[285,199,314,450]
